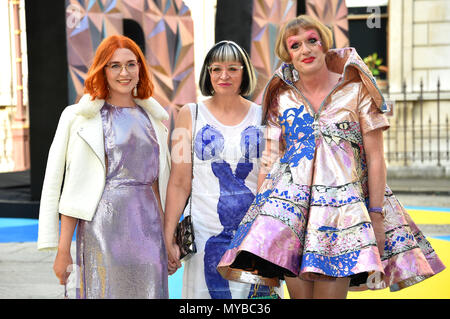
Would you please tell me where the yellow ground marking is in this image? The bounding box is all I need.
[407,209,450,225]
[283,238,449,299]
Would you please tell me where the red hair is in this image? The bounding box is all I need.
[84,35,154,100]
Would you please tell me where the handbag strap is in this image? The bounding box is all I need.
[187,103,198,217]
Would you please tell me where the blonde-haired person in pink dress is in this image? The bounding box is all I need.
[218,15,445,299]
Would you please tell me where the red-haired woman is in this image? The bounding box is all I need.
[38,35,171,298]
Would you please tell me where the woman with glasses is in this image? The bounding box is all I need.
[218,15,445,298]
[38,35,171,298]
[164,41,278,298]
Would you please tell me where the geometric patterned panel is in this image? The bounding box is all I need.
[65,0,195,128]
[250,0,297,103]
[306,0,349,49]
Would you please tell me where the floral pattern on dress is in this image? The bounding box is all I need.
[217,48,445,291]
[279,106,315,167]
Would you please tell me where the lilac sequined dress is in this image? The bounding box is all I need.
[76,102,168,299]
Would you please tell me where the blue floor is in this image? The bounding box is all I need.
[2,208,450,243]
[404,206,450,212]
[0,218,39,243]
[0,218,77,243]
[0,217,183,298]
[433,235,450,241]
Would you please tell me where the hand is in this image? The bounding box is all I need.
[370,213,386,257]
[166,240,182,275]
[53,250,73,285]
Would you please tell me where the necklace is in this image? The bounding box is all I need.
[106,101,137,108]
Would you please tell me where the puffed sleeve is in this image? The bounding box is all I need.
[358,84,390,135]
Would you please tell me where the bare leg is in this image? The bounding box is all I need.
[313,277,350,299]
[285,276,314,299]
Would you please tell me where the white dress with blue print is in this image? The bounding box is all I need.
[181,101,274,299]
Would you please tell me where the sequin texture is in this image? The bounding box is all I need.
[76,102,168,299]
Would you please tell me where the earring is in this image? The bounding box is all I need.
[133,82,138,96]
[292,68,299,82]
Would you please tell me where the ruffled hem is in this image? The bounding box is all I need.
[218,214,390,288]
[218,215,300,287]
[219,212,444,291]
[218,166,446,291]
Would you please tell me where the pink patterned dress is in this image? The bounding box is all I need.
[218,48,445,291]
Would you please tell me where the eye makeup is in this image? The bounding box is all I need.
[287,37,299,50]
[305,30,320,45]
[286,29,322,51]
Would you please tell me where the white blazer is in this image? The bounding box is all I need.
[37,94,171,251]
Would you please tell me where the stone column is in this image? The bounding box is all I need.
[10,0,29,171]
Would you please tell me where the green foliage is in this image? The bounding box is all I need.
[363,52,387,77]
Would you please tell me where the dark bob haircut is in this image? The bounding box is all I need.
[198,40,257,97]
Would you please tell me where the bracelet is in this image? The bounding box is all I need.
[368,207,383,213]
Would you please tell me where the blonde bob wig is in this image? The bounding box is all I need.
[275,15,334,63]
